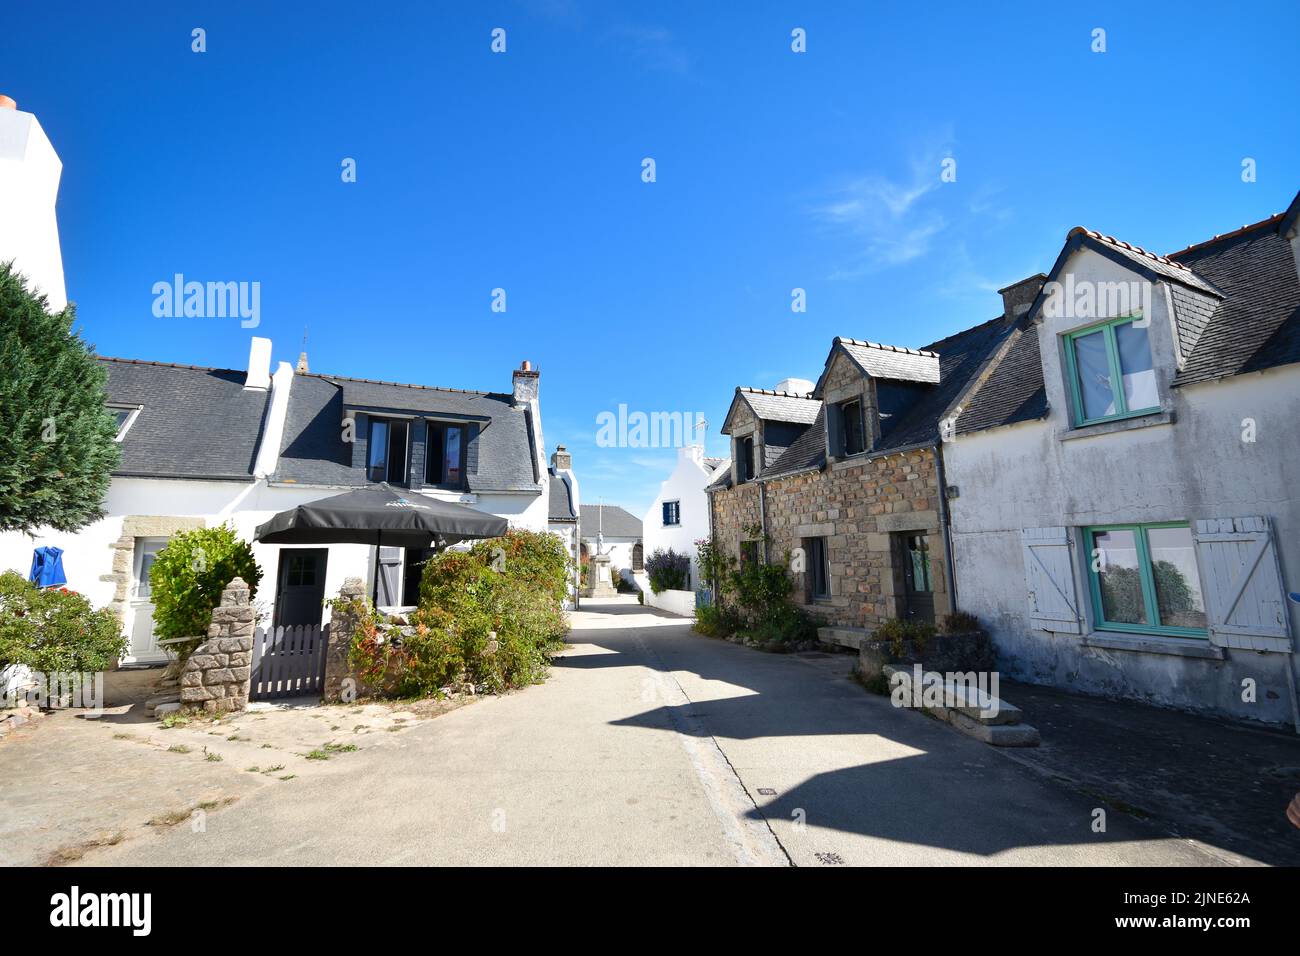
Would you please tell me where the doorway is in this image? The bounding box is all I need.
[125,536,169,664]
[274,549,328,627]
[898,532,935,624]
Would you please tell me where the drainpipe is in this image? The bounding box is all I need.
[934,441,959,614]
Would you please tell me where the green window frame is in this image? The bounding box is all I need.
[1063,315,1160,426]
[1083,522,1208,639]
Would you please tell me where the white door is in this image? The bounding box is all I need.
[124,537,170,664]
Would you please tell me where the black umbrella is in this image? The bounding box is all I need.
[254,483,508,602]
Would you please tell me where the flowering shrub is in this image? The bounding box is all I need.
[645,547,690,594]
[0,571,127,673]
[349,529,571,698]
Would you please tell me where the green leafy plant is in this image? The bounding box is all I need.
[149,525,262,658]
[0,264,121,534]
[645,547,690,594]
[874,618,937,659]
[693,602,742,638]
[0,571,127,673]
[350,529,572,700]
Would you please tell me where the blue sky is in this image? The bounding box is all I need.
[4,1,1297,516]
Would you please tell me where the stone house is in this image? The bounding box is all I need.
[707,318,1012,637]
[941,191,1300,727]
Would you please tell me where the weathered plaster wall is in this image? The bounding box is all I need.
[945,248,1300,724]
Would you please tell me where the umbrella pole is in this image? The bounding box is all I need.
[372,531,380,607]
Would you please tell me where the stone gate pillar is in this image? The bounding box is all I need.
[323,577,368,703]
[179,577,255,714]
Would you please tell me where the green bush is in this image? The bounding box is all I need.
[694,602,741,638]
[149,525,262,657]
[358,529,574,698]
[874,617,937,659]
[0,571,127,673]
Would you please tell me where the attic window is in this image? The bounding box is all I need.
[107,404,141,442]
[839,399,866,456]
[1064,316,1159,426]
[736,436,755,483]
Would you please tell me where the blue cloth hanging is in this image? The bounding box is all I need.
[29,546,67,588]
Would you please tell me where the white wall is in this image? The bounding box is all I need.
[642,445,727,589]
[644,588,696,617]
[581,537,638,575]
[0,105,66,310]
[944,247,1300,725]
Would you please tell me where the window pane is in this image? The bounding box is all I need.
[1146,526,1206,630]
[426,423,444,485]
[842,401,864,455]
[1116,321,1158,412]
[368,420,389,481]
[1092,529,1147,625]
[1073,330,1116,420]
[907,534,932,592]
[444,426,462,485]
[387,420,409,483]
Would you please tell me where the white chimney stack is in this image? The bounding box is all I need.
[774,377,815,395]
[0,95,68,311]
[245,336,272,390]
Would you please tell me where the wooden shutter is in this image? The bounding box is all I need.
[377,546,402,606]
[1193,516,1293,653]
[465,422,480,477]
[1021,527,1082,633]
[826,403,843,459]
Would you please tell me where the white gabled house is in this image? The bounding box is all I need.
[0,343,556,663]
[942,192,1300,728]
[642,444,729,591]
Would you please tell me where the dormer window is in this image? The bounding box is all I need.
[367,417,409,483]
[426,421,467,489]
[838,399,866,456]
[1064,316,1159,426]
[736,436,755,483]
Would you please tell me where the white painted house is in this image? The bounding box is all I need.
[642,444,729,590]
[942,193,1300,728]
[0,342,556,663]
[547,444,582,605]
[579,505,642,579]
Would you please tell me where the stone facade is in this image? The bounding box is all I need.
[710,446,951,631]
[103,515,205,629]
[179,577,254,713]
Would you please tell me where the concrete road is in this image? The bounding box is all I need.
[90,598,1235,866]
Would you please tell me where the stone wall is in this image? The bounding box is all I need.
[104,515,205,632]
[710,446,950,630]
[323,577,367,702]
[179,577,254,713]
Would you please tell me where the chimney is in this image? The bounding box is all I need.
[773,377,815,395]
[550,444,572,471]
[245,336,272,390]
[0,94,67,311]
[512,359,539,407]
[296,350,309,374]
[998,274,1048,323]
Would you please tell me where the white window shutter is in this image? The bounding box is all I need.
[1192,517,1293,653]
[1021,527,1082,634]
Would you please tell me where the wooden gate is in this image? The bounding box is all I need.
[249,624,330,701]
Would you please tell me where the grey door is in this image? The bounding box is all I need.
[274,549,328,627]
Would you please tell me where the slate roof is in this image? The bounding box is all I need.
[730,387,821,426]
[1168,216,1300,386]
[820,338,941,389]
[579,505,642,539]
[275,372,541,492]
[955,323,1049,435]
[100,358,268,480]
[548,472,577,520]
[1068,227,1222,297]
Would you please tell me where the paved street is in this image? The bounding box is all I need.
[34,597,1235,866]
